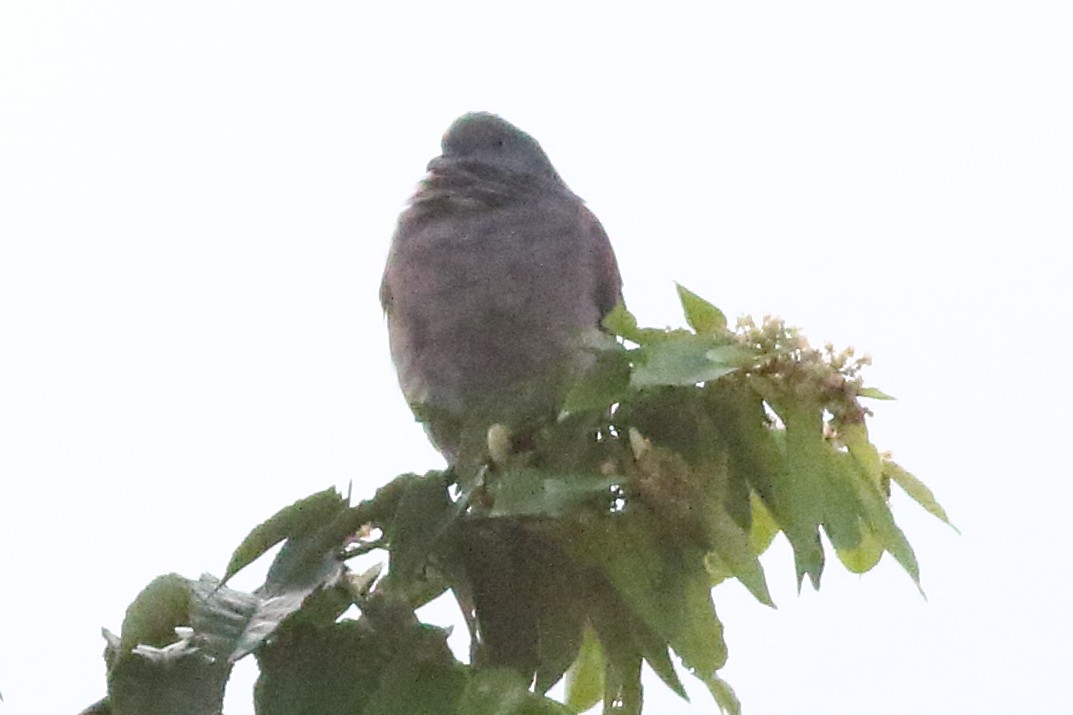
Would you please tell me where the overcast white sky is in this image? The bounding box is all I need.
[2,2,1070,713]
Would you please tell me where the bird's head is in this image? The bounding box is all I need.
[427,112,561,183]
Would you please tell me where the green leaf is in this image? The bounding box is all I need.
[704,551,731,585]
[703,498,774,606]
[531,550,589,694]
[456,669,528,715]
[885,461,958,530]
[582,570,686,702]
[632,335,753,388]
[839,422,884,487]
[223,488,347,584]
[456,668,573,715]
[362,642,470,715]
[705,381,825,589]
[636,640,687,702]
[601,302,642,342]
[569,512,727,681]
[674,559,728,678]
[107,575,231,715]
[116,574,192,655]
[843,457,923,590]
[107,639,230,715]
[696,670,741,715]
[835,525,884,573]
[386,472,455,600]
[819,451,866,554]
[767,397,828,590]
[256,593,468,715]
[565,626,605,713]
[747,492,780,555]
[490,469,620,518]
[675,283,727,334]
[256,619,385,715]
[259,593,467,715]
[563,346,631,413]
[260,505,354,600]
[857,386,895,400]
[597,648,643,715]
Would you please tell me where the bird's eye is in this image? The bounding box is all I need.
[495,138,506,148]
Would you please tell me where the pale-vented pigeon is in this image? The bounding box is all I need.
[381,112,622,466]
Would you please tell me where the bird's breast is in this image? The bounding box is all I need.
[384,197,601,415]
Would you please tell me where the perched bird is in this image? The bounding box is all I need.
[381,112,623,468]
[381,113,623,676]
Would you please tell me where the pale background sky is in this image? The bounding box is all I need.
[1,2,1070,713]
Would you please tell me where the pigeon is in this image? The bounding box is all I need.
[381,112,623,468]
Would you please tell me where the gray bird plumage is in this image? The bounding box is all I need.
[381,112,623,465]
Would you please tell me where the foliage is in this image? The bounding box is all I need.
[79,287,952,715]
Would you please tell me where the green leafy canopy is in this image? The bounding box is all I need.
[81,286,952,715]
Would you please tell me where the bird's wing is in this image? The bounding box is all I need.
[580,205,624,319]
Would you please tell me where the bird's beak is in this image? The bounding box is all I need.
[426,155,453,175]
